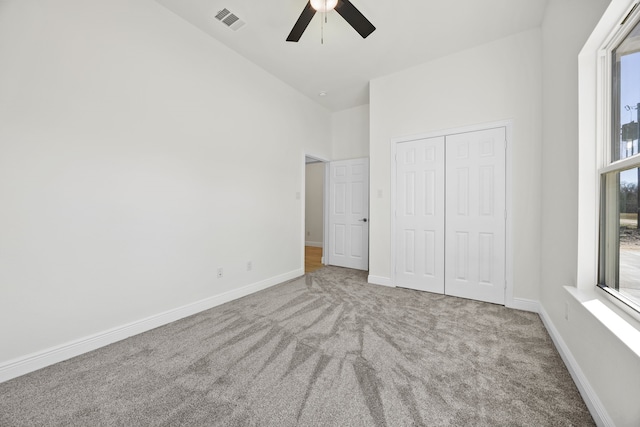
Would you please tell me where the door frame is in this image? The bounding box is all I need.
[390,120,515,307]
[303,153,330,268]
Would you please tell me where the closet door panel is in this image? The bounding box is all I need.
[445,128,506,304]
[395,137,445,293]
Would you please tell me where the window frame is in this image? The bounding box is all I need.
[597,3,640,315]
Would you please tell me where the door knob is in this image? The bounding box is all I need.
[358,218,368,222]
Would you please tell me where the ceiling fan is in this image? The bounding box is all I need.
[286,0,376,42]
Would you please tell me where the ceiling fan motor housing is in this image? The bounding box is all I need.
[310,0,338,12]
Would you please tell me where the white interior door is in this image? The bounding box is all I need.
[395,137,445,293]
[445,128,506,304]
[328,158,369,270]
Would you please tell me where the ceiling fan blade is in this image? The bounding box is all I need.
[335,0,376,39]
[286,1,316,42]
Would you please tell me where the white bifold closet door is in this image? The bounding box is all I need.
[395,127,506,305]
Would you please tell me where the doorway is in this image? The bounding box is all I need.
[304,156,371,273]
[305,156,326,273]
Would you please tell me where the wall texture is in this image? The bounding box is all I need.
[332,104,370,160]
[0,0,331,364]
[369,29,543,302]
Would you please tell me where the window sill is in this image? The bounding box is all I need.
[565,286,640,358]
[597,283,640,315]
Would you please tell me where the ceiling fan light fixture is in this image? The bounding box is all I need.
[287,0,375,43]
[310,0,338,12]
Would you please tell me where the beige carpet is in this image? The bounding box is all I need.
[0,266,593,426]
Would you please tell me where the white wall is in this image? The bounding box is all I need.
[541,0,609,302]
[332,104,370,160]
[369,29,543,302]
[0,0,331,365]
[305,163,324,247]
[542,0,640,425]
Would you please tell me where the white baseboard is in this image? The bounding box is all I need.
[368,275,394,287]
[0,269,303,384]
[538,306,614,427]
[305,241,323,248]
[507,297,540,313]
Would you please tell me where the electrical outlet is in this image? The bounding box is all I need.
[247,261,252,271]
[307,231,311,236]
[217,268,223,279]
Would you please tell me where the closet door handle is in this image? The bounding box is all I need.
[358,218,368,222]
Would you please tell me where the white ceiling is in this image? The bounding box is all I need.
[156,0,549,112]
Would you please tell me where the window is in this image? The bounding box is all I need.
[599,11,640,313]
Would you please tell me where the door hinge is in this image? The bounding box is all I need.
[504,210,507,220]
[504,140,507,150]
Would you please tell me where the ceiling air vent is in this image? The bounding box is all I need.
[214,8,245,31]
